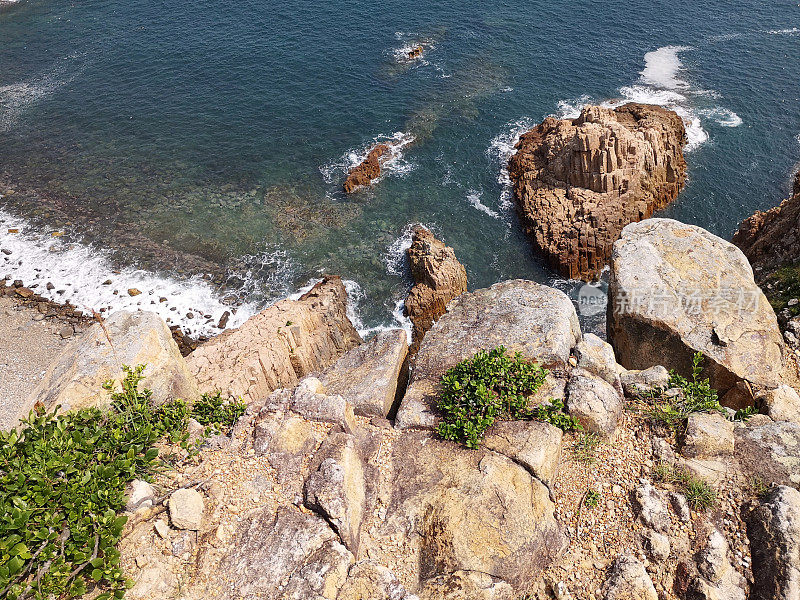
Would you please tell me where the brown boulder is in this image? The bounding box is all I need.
[408,45,424,59]
[404,226,468,354]
[343,143,391,193]
[187,276,361,402]
[508,103,687,280]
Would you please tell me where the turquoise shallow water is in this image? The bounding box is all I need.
[1,0,799,336]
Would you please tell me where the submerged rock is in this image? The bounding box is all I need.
[17,310,200,428]
[508,103,687,280]
[187,276,361,403]
[607,218,784,402]
[404,226,468,355]
[396,280,581,429]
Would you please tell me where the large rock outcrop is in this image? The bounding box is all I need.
[377,431,566,594]
[508,103,687,280]
[746,485,800,600]
[187,276,362,403]
[343,143,392,193]
[607,219,784,401]
[733,171,800,278]
[396,280,581,429]
[17,310,199,426]
[404,226,468,355]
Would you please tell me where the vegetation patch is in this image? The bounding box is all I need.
[652,461,717,511]
[0,365,239,600]
[436,346,579,449]
[570,432,602,465]
[762,263,800,319]
[632,352,722,428]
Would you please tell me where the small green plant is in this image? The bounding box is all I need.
[635,353,722,428]
[530,398,582,433]
[585,489,601,509]
[436,347,549,449]
[748,476,771,499]
[190,393,246,435]
[571,432,601,464]
[683,474,717,511]
[732,405,758,422]
[651,461,716,511]
[0,365,236,600]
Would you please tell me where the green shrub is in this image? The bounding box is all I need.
[191,393,247,435]
[436,347,550,449]
[585,489,601,509]
[0,365,235,600]
[637,352,722,428]
[530,398,582,433]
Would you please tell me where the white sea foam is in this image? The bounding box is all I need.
[0,209,259,338]
[487,117,534,210]
[320,131,415,188]
[343,279,412,342]
[554,95,592,119]
[768,27,800,35]
[224,246,297,303]
[698,106,743,127]
[640,45,692,90]
[465,189,501,220]
[384,223,418,276]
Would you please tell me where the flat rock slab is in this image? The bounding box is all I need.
[188,277,361,403]
[608,219,784,397]
[396,280,581,429]
[319,328,408,417]
[735,419,800,487]
[377,431,566,593]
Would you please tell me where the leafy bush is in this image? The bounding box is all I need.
[636,352,722,427]
[436,347,550,449]
[191,393,247,435]
[0,365,235,600]
[531,398,582,433]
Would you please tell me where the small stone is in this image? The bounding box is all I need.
[168,488,204,530]
[126,479,156,512]
[128,288,142,297]
[154,519,171,539]
[59,325,73,339]
[102,279,112,285]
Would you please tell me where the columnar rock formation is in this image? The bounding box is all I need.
[608,218,785,405]
[404,226,468,355]
[732,171,800,278]
[187,276,361,402]
[343,143,391,193]
[508,103,687,280]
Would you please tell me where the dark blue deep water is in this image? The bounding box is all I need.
[1,0,799,336]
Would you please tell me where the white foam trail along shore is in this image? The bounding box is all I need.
[0,209,258,338]
[466,189,502,220]
[487,117,534,212]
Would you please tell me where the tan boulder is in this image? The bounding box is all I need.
[508,103,687,280]
[377,431,566,593]
[396,280,581,429]
[405,226,468,355]
[187,276,361,403]
[18,310,199,425]
[608,219,785,400]
[319,328,408,417]
[343,143,392,193]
